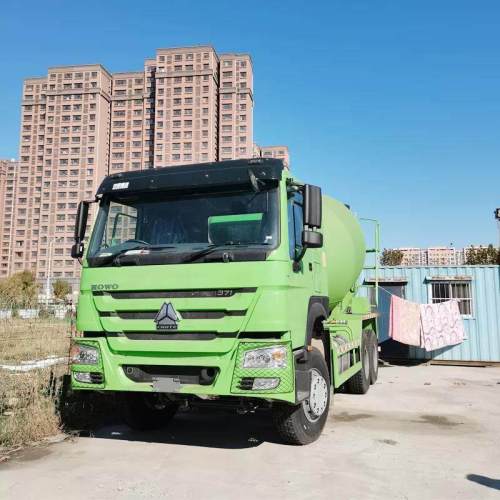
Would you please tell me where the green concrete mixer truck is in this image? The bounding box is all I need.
[70,158,379,445]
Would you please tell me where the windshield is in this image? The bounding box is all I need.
[87,185,279,265]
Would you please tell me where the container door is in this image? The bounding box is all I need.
[377,282,410,361]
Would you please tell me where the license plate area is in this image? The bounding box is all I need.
[123,365,219,387]
[152,377,181,393]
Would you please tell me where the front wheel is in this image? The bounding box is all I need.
[122,392,178,431]
[273,348,331,445]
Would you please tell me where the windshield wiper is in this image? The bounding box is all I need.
[182,243,249,263]
[109,244,175,266]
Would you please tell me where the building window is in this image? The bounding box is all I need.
[429,280,473,316]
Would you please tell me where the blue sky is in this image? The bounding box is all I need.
[0,0,499,248]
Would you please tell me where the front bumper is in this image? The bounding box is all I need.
[71,337,296,403]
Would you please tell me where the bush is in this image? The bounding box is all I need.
[0,270,39,309]
[52,279,71,302]
[380,249,404,266]
[465,244,500,265]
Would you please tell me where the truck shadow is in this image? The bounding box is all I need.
[466,474,500,491]
[78,409,282,449]
[59,381,283,448]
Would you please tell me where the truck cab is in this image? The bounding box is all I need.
[71,158,378,444]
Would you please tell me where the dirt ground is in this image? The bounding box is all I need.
[1,364,499,500]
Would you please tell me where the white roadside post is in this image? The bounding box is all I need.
[45,236,64,301]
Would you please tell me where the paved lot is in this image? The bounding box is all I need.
[1,364,499,499]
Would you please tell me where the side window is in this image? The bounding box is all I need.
[429,280,473,316]
[105,202,138,247]
[287,191,303,259]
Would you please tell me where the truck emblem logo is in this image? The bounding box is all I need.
[154,302,180,330]
[91,283,119,291]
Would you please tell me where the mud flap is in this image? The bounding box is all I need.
[294,349,311,403]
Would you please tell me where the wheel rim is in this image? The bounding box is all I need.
[363,347,370,380]
[302,368,329,423]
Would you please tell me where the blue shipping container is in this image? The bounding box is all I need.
[360,265,500,362]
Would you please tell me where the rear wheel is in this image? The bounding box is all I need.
[123,392,178,431]
[273,348,331,445]
[345,331,370,394]
[368,331,379,384]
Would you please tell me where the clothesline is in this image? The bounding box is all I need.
[377,285,401,298]
[362,280,466,351]
[361,282,406,299]
[389,295,465,351]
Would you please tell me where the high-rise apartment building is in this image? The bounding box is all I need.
[219,54,253,161]
[5,65,112,280]
[0,160,9,240]
[2,46,287,283]
[109,67,155,173]
[154,47,219,166]
[0,159,18,277]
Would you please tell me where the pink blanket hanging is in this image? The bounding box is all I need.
[389,295,422,347]
[420,300,465,352]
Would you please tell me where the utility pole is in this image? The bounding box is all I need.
[495,208,500,249]
[45,236,63,300]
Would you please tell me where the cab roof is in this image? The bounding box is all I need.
[96,158,285,197]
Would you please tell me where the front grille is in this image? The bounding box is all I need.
[99,310,246,320]
[122,331,224,340]
[93,288,256,299]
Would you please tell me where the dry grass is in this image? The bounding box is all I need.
[0,314,73,450]
[0,318,70,362]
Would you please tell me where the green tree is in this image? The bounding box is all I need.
[380,249,404,266]
[465,244,500,265]
[52,279,71,302]
[0,270,39,308]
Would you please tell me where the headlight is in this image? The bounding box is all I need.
[243,345,287,369]
[70,343,99,365]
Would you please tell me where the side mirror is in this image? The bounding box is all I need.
[303,184,322,228]
[302,229,323,248]
[72,200,90,259]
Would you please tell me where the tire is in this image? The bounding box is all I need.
[368,330,379,384]
[123,392,178,431]
[345,331,370,395]
[273,348,331,445]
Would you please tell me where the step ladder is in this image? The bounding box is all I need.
[360,218,380,308]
